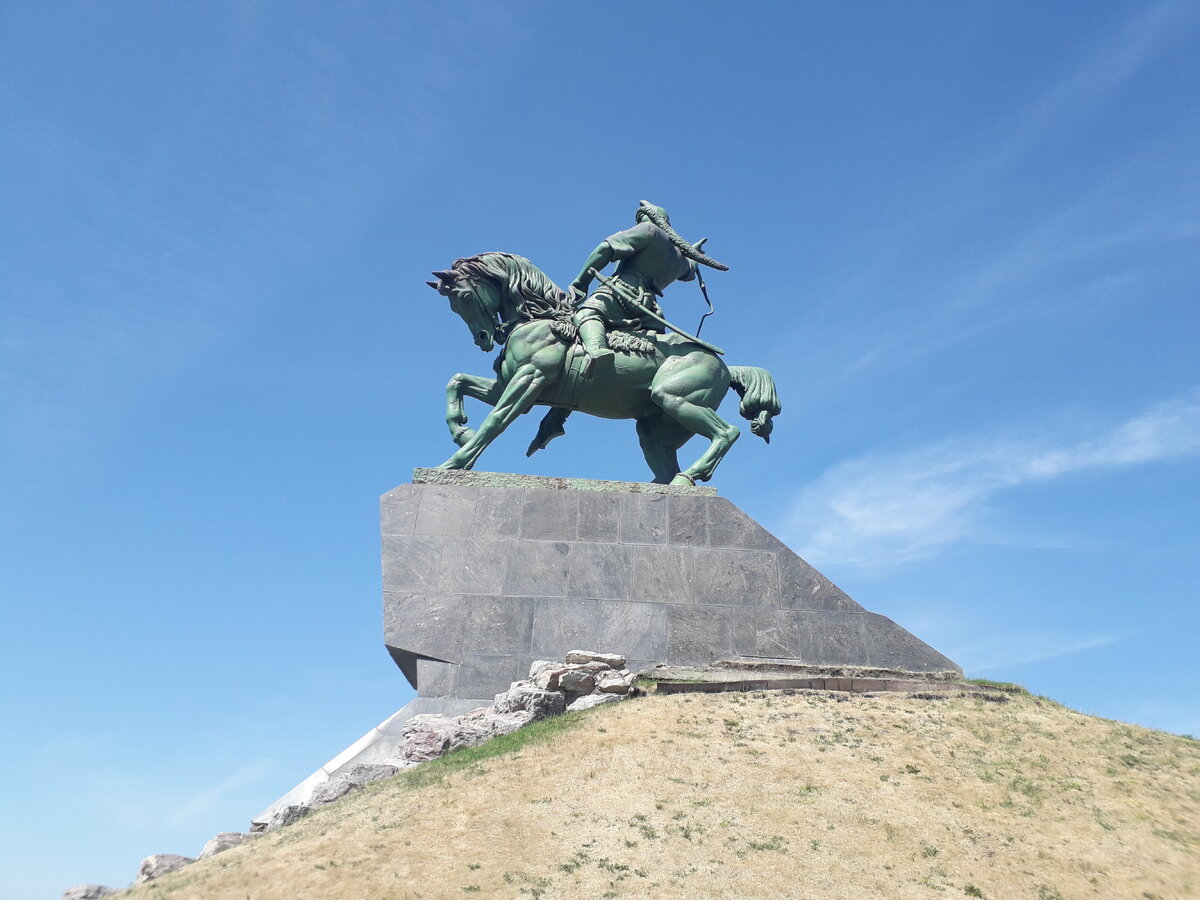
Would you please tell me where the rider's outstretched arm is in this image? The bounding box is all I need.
[570,241,615,295]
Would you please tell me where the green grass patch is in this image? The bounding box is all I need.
[382,708,595,793]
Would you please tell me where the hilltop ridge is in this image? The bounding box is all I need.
[116,687,1198,899]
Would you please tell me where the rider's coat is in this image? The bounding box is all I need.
[578,222,697,329]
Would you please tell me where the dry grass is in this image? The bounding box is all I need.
[123,689,1199,899]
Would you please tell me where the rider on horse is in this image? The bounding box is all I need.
[568,201,728,375]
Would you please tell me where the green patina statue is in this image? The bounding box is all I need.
[426,202,780,486]
[568,202,729,377]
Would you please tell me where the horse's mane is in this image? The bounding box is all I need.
[451,252,572,321]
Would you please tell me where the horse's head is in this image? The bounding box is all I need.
[428,264,502,353]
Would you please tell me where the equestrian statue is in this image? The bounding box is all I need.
[426,201,780,486]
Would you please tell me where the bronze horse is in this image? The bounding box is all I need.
[430,252,779,485]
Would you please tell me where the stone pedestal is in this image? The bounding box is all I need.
[384,469,958,709]
[253,469,958,827]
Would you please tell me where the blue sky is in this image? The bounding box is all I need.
[2,2,1197,896]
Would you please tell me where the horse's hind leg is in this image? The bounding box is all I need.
[636,414,690,484]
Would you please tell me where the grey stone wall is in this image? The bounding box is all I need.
[383,471,959,712]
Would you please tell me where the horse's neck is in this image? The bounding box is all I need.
[496,292,520,326]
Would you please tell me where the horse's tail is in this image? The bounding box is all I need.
[727,366,781,444]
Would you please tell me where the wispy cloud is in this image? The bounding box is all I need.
[166,759,273,826]
[949,629,1126,674]
[787,391,1200,569]
[971,2,1188,181]
[774,4,1199,391]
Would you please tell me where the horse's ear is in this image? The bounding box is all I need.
[430,269,457,296]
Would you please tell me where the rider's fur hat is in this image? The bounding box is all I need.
[635,200,729,271]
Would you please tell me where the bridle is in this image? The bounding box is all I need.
[455,276,501,335]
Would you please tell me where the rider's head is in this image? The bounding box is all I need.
[635,202,671,226]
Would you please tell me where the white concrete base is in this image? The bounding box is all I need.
[251,695,484,827]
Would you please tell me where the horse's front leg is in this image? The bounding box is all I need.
[440,362,551,470]
[445,373,503,447]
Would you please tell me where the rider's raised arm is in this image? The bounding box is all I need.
[569,241,615,296]
[570,223,657,296]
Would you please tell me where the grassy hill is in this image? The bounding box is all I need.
[120,686,1198,899]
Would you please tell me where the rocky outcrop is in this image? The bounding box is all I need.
[310,763,404,804]
[136,853,194,884]
[263,804,312,830]
[62,887,118,900]
[65,651,636,898]
[198,831,258,859]
[383,651,634,773]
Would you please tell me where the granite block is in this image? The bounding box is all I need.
[731,606,757,655]
[380,485,419,536]
[439,538,507,594]
[461,595,536,655]
[567,542,632,600]
[667,494,709,546]
[457,655,526,698]
[668,606,732,665]
[631,544,695,604]
[531,597,669,662]
[620,492,667,544]
[791,610,869,665]
[577,492,621,542]
[473,487,525,538]
[414,485,478,536]
[521,489,578,541]
[863,612,958,672]
[382,592,466,663]
[779,552,863,611]
[752,609,802,658]
[694,548,779,607]
[415,657,456,697]
[381,535,446,593]
[706,498,784,551]
[502,540,570,597]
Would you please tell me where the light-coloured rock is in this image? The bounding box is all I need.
[567,692,622,712]
[136,853,194,884]
[265,804,311,831]
[198,831,256,859]
[557,669,596,694]
[397,715,457,761]
[565,650,626,668]
[399,712,499,762]
[310,763,401,805]
[344,762,402,785]
[533,666,568,691]
[484,709,533,735]
[528,659,559,679]
[596,670,634,693]
[492,683,567,720]
[310,775,357,805]
[442,714,491,746]
[62,886,118,900]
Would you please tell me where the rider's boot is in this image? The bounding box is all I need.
[575,314,614,378]
[526,407,571,456]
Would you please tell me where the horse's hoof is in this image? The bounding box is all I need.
[669,473,696,487]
